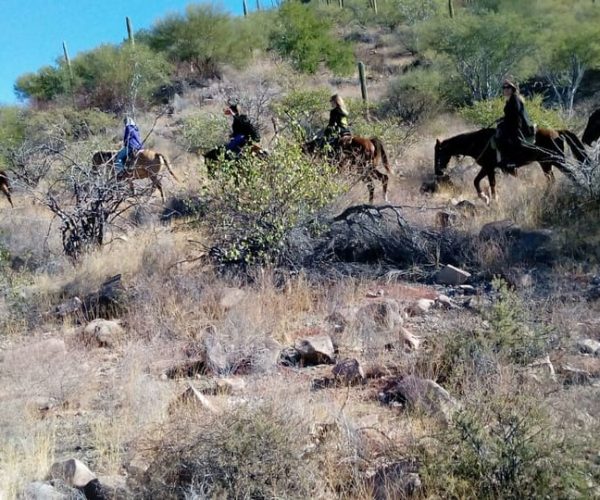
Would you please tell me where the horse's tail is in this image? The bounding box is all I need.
[558,129,589,164]
[0,171,13,208]
[370,137,391,174]
[158,153,179,182]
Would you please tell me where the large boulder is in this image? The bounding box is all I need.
[294,334,336,365]
[81,319,124,348]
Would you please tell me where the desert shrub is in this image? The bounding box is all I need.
[142,403,319,499]
[460,94,567,129]
[70,43,173,112]
[433,278,549,389]
[270,2,354,76]
[178,112,229,153]
[383,67,446,124]
[204,140,344,266]
[141,5,270,78]
[421,395,590,498]
[271,88,331,141]
[14,65,69,103]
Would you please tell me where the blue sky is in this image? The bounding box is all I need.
[0,1,244,105]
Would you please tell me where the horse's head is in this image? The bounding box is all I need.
[434,138,452,177]
[582,109,600,146]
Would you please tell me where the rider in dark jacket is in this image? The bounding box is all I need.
[324,94,351,143]
[224,103,260,155]
[495,80,534,168]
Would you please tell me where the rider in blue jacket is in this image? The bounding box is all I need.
[115,117,143,174]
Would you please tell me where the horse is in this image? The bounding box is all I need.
[434,127,588,204]
[582,108,600,146]
[92,149,179,202]
[0,170,13,207]
[302,135,391,203]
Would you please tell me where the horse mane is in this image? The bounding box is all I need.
[440,128,495,147]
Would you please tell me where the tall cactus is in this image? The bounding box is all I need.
[62,41,75,106]
[126,16,135,45]
[358,61,369,120]
[243,0,248,16]
[448,0,454,18]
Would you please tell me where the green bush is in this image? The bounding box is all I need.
[270,2,354,75]
[271,88,331,141]
[14,65,69,103]
[204,140,344,266]
[422,396,589,498]
[178,112,229,153]
[460,95,567,129]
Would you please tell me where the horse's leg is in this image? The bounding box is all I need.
[372,170,389,202]
[366,177,375,204]
[488,169,498,202]
[540,162,555,183]
[474,168,490,204]
[152,176,165,202]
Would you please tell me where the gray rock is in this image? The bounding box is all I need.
[577,338,600,355]
[332,358,365,385]
[378,376,457,423]
[367,460,422,500]
[436,264,471,285]
[23,481,71,499]
[295,334,335,365]
[47,458,96,488]
[81,319,124,348]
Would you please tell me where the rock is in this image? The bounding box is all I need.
[47,458,96,488]
[367,461,422,500]
[215,376,246,394]
[170,382,219,414]
[357,300,403,330]
[81,478,109,500]
[52,297,83,319]
[577,338,600,355]
[400,326,422,351]
[294,334,335,365]
[453,199,477,216]
[406,298,435,316]
[436,264,471,285]
[81,274,126,320]
[366,289,385,298]
[23,481,73,499]
[435,294,454,309]
[459,284,476,295]
[81,319,124,348]
[278,346,302,367]
[218,287,246,310]
[378,376,457,423]
[520,354,557,384]
[559,364,592,386]
[332,358,365,385]
[203,334,228,374]
[436,210,458,228]
[163,358,206,379]
[326,307,359,333]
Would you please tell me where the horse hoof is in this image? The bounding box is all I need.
[478,192,490,205]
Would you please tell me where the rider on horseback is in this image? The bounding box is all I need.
[115,117,143,175]
[224,102,261,156]
[494,79,535,171]
[323,94,351,149]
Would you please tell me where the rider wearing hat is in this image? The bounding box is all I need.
[115,116,143,174]
[224,102,261,156]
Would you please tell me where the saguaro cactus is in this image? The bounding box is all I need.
[126,16,135,45]
[62,41,75,105]
[358,61,369,119]
[448,0,455,18]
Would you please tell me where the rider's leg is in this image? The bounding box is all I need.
[115,147,128,174]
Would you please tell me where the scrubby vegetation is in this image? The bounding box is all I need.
[2,0,600,498]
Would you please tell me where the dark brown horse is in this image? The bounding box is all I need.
[303,135,391,203]
[203,144,269,177]
[582,108,600,146]
[434,127,587,203]
[0,171,13,207]
[92,149,178,202]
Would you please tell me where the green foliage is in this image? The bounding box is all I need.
[384,67,446,123]
[271,88,331,140]
[205,141,344,266]
[0,107,26,165]
[422,396,589,498]
[71,43,172,112]
[270,2,354,75]
[14,65,69,103]
[141,5,270,77]
[460,95,567,129]
[421,11,534,102]
[178,112,229,153]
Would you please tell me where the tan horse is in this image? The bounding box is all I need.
[92,149,179,202]
[0,170,13,207]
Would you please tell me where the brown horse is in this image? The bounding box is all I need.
[582,108,600,146]
[203,143,269,177]
[0,170,13,207]
[434,127,588,203]
[92,149,179,202]
[303,135,391,203]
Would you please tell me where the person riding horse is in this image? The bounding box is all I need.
[494,80,535,171]
[115,117,143,175]
[318,94,351,151]
[224,102,260,156]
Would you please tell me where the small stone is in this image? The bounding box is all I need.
[47,458,96,488]
[436,264,471,285]
[294,334,335,365]
[332,358,365,385]
[406,298,435,316]
[435,294,454,309]
[577,338,600,355]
